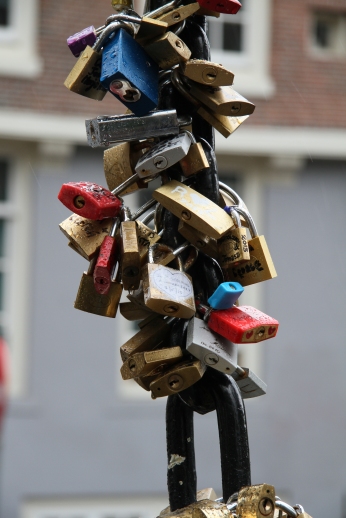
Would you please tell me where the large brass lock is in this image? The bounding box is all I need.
[150,359,206,398]
[120,346,183,379]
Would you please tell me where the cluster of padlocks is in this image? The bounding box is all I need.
[59,0,280,400]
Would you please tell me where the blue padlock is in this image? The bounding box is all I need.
[100,28,159,116]
[207,281,244,310]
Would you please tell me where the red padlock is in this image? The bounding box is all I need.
[196,0,241,15]
[197,302,279,344]
[93,219,120,295]
[58,182,122,220]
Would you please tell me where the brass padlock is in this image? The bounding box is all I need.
[178,220,218,258]
[180,59,234,87]
[192,500,231,518]
[186,83,255,117]
[64,45,107,100]
[135,17,168,44]
[103,142,151,195]
[144,32,191,70]
[150,359,206,398]
[60,214,113,260]
[74,258,123,318]
[121,208,141,291]
[156,2,200,26]
[160,489,218,517]
[195,6,220,17]
[217,207,250,268]
[236,484,275,518]
[136,217,161,265]
[119,301,154,321]
[121,346,183,379]
[225,208,277,286]
[179,131,209,177]
[120,315,173,360]
[153,180,232,240]
[67,240,89,260]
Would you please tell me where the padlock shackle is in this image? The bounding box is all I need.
[219,182,245,210]
[171,19,186,36]
[93,21,134,52]
[226,205,241,229]
[235,207,258,238]
[141,209,155,226]
[131,198,157,220]
[171,69,200,108]
[182,129,196,145]
[110,217,121,238]
[105,13,141,26]
[144,0,178,19]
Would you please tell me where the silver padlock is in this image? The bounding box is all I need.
[231,367,267,399]
[85,110,183,147]
[134,132,192,177]
[186,316,238,374]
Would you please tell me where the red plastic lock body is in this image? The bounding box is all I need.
[93,236,118,295]
[196,0,241,14]
[58,182,122,220]
[208,305,279,344]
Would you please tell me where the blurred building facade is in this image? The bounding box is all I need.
[0,0,345,517]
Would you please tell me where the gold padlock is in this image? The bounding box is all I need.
[178,220,218,258]
[64,45,107,100]
[136,217,161,265]
[195,6,220,17]
[119,301,154,321]
[153,180,232,240]
[225,208,277,286]
[120,316,173,360]
[186,83,255,117]
[179,131,209,177]
[74,258,123,318]
[60,214,113,260]
[192,500,231,518]
[67,240,88,260]
[217,207,250,268]
[156,2,200,26]
[121,209,141,291]
[135,17,168,44]
[160,489,218,516]
[236,484,275,518]
[103,142,150,195]
[121,346,183,379]
[144,32,191,70]
[150,359,206,398]
[180,59,234,87]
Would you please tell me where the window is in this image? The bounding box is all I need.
[208,0,275,98]
[310,12,346,58]
[0,0,42,78]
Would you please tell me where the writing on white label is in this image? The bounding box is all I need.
[152,266,193,301]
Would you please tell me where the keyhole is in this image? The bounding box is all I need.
[168,374,183,391]
[173,12,181,20]
[258,498,273,516]
[74,195,85,208]
[175,39,183,48]
[163,304,179,314]
[181,210,191,220]
[123,266,139,277]
[256,326,265,338]
[123,89,139,101]
[128,359,137,372]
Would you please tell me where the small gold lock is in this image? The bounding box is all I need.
[74,259,123,318]
[67,240,88,260]
[144,32,191,70]
[121,218,141,291]
[179,132,209,177]
[135,17,168,44]
[111,0,134,10]
[187,83,255,117]
[192,500,231,518]
[121,346,183,379]
[64,46,107,100]
[195,6,220,17]
[178,221,218,258]
[136,219,161,265]
[119,301,153,321]
[197,106,249,138]
[160,489,218,516]
[60,214,113,260]
[236,484,275,518]
[150,359,206,398]
[156,3,200,26]
[180,59,234,87]
[120,316,173,360]
[217,207,250,268]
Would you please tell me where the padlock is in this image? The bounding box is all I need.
[103,141,151,194]
[59,214,113,260]
[207,281,244,310]
[186,317,238,374]
[143,262,196,319]
[217,207,250,268]
[149,241,192,268]
[155,3,200,26]
[135,17,168,44]
[100,28,159,116]
[111,0,134,10]
[152,180,232,240]
[231,367,267,399]
[74,258,123,318]
[67,240,89,260]
[119,301,154,321]
[143,31,191,70]
[150,359,206,398]
[197,302,279,344]
[135,133,191,178]
[136,217,161,265]
[236,484,275,518]
[121,345,183,379]
[224,208,277,287]
[160,489,218,516]
[58,182,122,220]
[195,6,220,17]
[179,131,209,177]
[67,26,97,57]
[192,500,231,518]
[180,59,234,87]
[178,220,218,258]
[85,109,180,147]
[93,218,120,295]
[120,316,174,360]
[196,0,241,15]
[64,21,132,100]
[121,208,141,291]
[186,83,255,117]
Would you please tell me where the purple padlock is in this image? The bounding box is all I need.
[67,26,97,57]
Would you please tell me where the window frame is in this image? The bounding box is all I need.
[309,11,346,59]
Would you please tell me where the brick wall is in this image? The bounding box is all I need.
[0,0,345,128]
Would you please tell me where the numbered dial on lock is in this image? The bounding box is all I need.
[135,133,191,177]
[186,317,238,374]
